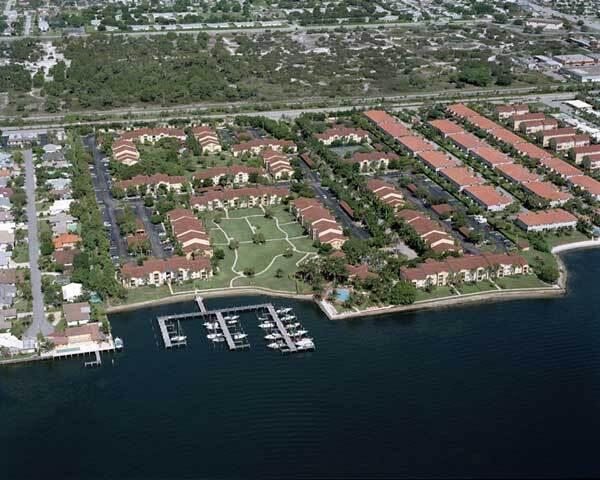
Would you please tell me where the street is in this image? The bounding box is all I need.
[83,135,128,260]
[23,149,53,338]
[131,199,166,258]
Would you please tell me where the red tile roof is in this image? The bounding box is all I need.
[428,119,464,136]
[464,185,512,208]
[516,209,577,227]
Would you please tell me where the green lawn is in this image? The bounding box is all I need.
[234,252,307,291]
[278,221,305,237]
[544,230,590,248]
[219,218,255,242]
[12,243,29,263]
[415,286,455,302]
[121,285,172,305]
[496,275,550,290]
[521,248,557,270]
[209,228,228,245]
[227,207,264,218]
[456,280,498,295]
[235,240,290,273]
[247,216,284,239]
[289,237,315,252]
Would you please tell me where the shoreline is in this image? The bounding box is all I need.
[104,241,600,320]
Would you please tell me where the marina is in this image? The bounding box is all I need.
[155,296,315,354]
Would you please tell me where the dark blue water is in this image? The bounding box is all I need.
[2,250,600,479]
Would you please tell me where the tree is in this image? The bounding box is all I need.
[389,281,417,305]
[275,268,284,278]
[228,239,239,250]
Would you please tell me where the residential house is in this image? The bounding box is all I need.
[260,149,294,179]
[348,151,398,172]
[63,302,91,327]
[366,179,405,211]
[53,233,81,251]
[192,126,222,153]
[515,209,578,232]
[315,127,370,145]
[232,138,296,157]
[291,198,346,249]
[464,185,513,212]
[191,187,289,211]
[62,282,83,302]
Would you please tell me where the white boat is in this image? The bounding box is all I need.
[259,321,275,329]
[223,314,240,321]
[294,329,308,336]
[203,321,219,329]
[265,333,282,340]
[295,338,315,349]
[227,319,238,325]
[276,307,292,314]
[233,333,248,340]
[211,337,225,343]
[207,333,223,340]
[267,342,283,350]
[170,335,187,342]
[286,322,300,328]
[281,314,296,321]
[114,337,124,349]
[258,315,269,321]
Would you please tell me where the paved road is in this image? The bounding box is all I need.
[520,0,600,31]
[131,199,166,258]
[0,18,492,42]
[83,135,129,260]
[23,149,53,338]
[0,87,572,127]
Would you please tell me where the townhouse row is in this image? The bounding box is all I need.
[120,256,213,288]
[166,209,212,258]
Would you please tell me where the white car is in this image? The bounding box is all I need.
[473,215,488,225]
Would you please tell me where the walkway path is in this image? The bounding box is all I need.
[23,149,52,338]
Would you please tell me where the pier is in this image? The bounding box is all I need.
[84,350,101,368]
[155,296,313,353]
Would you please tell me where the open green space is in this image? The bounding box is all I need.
[227,207,264,218]
[289,237,315,253]
[12,243,29,263]
[456,280,498,295]
[544,230,590,248]
[496,275,550,290]
[415,286,455,302]
[247,216,284,239]
[219,218,255,242]
[122,285,172,305]
[234,252,307,292]
[278,221,305,238]
[235,240,291,273]
[209,228,228,245]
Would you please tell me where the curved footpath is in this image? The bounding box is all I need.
[106,240,600,319]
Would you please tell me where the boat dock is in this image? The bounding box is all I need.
[265,304,297,353]
[155,296,312,354]
[84,350,101,368]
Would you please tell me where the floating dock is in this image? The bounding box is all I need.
[84,350,102,368]
[155,296,312,353]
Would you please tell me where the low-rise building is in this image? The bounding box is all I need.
[112,139,140,166]
[463,185,513,212]
[496,163,542,184]
[347,151,398,172]
[291,198,346,249]
[515,209,578,232]
[470,146,514,168]
[428,119,464,137]
[571,145,600,164]
[439,166,486,191]
[520,118,559,135]
[191,187,289,211]
[417,150,460,172]
[447,103,480,119]
[167,209,212,258]
[495,104,529,119]
[583,153,600,170]
[61,282,83,302]
[53,233,81,251]
[512,113,546,130]
[48,323,104,346]
[120,127,186,144]
[550,134,590,152]
[193,166,266,186]
[568,175,600,200]
[400,253,529,288]
[260,149,294,179]
[468,115,502,133]
[396,209,459,254]
[537,127,577,147]
[366,179,405,211]
[515,142,554,161]
[525,18,563,30]
[447,132,487,152]
[62,302,91,327]
[117,174,188,193]
[315,127,370,145]
[192,126,221,153]
[397,135,435,156]
[521,181,572,207]
[121,256,213,288]
[232,138,296,157]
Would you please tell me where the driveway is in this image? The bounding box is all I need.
[130,199,166,258]
[23,149,53,338]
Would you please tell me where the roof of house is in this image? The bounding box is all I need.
[418,150,460,170]
[440,166,485,187]
[315,126,370,140]
[523,182,572,202]
[380,122,411,139]
[464,185,512,207]
[468,115,501,132]
[447,103,480,118]
[568,175,600,196]
[363,110,396,125]
[573,145,600,156]
[516,209,577,226]
[447,132,487,151]
[540,157,582,177]
[496,163,542,183]
[62,302,91,323]
[121,256,211,279]
[53,233,81,249]
[471,146,514,166]
[397,135,435,153]
[191,186,290,205]
[428,119,464,136]
[491,127,528,146]
[515,142,553,160]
